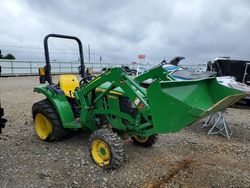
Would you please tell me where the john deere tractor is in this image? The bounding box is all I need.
[0,101,7,133]
[32,34,247,169]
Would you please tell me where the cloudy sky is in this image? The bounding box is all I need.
[0,0,250,65]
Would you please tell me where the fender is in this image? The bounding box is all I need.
[34,86,75,128]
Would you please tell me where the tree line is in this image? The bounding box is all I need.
[0,50,15,60]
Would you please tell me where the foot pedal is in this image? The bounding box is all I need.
[202,111,232,139]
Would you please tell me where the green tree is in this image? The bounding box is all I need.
[3,53,15,60]
[0,50,15,60]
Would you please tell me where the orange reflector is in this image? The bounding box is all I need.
[39,68,45,76]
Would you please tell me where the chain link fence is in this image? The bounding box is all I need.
[0,59,207,77]
[0,60,155,76]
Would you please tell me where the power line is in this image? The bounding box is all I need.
[0,44,42,49]
[0,44,116,58]
[0,44,140,63]
[0,44,79,52]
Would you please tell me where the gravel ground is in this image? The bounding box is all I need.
[0,76,250,188]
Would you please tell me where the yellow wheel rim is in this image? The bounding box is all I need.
[91,139,111,166]
[35,113,53,140]
[133,136,149,143]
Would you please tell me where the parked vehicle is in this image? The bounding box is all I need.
[207,57,250,103]
[122,66,137,75]
[136,67,147,75]
[207,57,250,85]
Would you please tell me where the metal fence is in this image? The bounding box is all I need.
[0,59,207,77]
[0,59,154,76]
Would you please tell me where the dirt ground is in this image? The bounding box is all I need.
[0,76,250,188]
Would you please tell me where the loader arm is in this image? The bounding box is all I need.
[135,65,174,84]
[74,68,153,131]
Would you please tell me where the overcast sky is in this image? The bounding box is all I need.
[0,0,250,65]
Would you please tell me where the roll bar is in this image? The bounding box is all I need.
[43,34,85,85]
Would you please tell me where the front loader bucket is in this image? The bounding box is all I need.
[147,78,246,133]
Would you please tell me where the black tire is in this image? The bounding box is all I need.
[0,106,7,133]
[131,134,158,147]
[88,128,124,170]
[245,99,250,106]
[32,99,70,141]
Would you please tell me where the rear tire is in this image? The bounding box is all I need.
[131,135,158,147]
[88,128,124,169]
[32,99,70,141]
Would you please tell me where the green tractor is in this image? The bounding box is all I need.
[0,101,7,133]
[32,34,247,169]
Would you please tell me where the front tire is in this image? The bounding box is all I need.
[89,128,124,169]
[131,135,158,147]
[32,99,69,141]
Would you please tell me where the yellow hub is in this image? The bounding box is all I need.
[133,136,149,143]
[91,139,111,166]
[35,113,53,140]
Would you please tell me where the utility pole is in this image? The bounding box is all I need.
[88,44,92,69]
[88,44,90,63]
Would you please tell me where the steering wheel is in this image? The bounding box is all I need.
[79,75,96,85]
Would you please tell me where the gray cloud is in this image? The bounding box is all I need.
[0,0,250,64]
